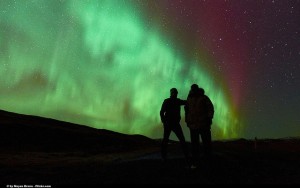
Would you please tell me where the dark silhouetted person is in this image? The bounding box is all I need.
[160,88,190,165]
[185,84,214,167]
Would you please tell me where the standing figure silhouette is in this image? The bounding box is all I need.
[160,88,190,165]
[185,84,214,168]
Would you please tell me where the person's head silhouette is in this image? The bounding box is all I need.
[198,87,205,95]
[191,84,199,91]
[170,88,178,98]
[189,84,199,96]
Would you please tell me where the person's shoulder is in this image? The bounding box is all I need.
[204,95,213,104]
[163,98,171,102]
[204,95,212,101]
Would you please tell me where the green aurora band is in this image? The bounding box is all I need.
[0,0,241,140]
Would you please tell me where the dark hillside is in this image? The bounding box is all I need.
[1,109,300,184]
[0,109,156,152]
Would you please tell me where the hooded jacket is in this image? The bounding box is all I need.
[185,91,214,130]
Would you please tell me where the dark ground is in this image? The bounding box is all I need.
[1,110,300,185]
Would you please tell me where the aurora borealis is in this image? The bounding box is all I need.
[1,0,299,140]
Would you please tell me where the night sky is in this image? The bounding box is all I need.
[0,0,299,140]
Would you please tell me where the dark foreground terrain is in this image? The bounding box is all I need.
[1,110,300,185]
